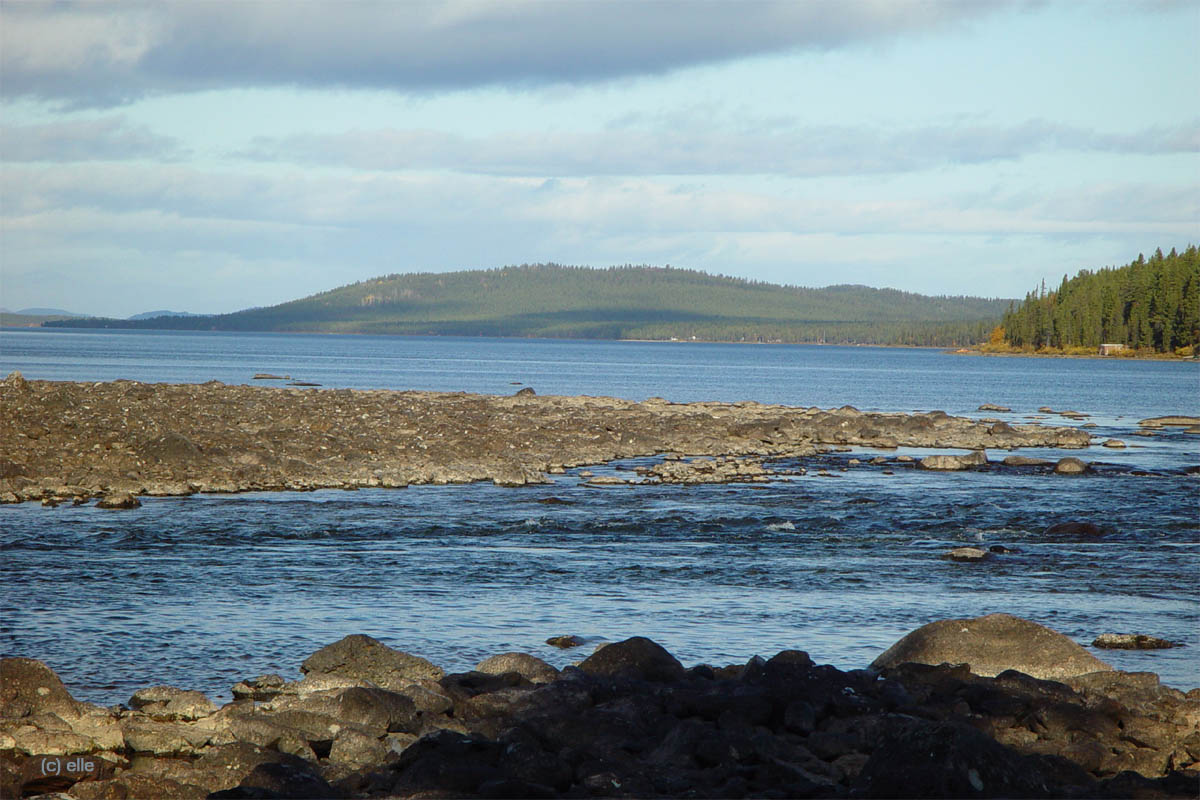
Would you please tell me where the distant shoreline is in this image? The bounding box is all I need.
[949,347,1197,363]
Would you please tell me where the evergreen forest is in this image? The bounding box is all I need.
[996,246,1199,355]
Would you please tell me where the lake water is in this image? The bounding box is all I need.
[1,328,1198,702]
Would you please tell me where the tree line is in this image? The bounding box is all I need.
[996,246,1199,355]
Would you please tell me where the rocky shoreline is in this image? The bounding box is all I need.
[2,614,1196,799]
[0,373,1097,505]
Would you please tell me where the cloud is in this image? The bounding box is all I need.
[1,0,1017,106]
[238,119,1200,178]
[0,116,182,162]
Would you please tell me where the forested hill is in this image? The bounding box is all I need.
[46,264,1010,346]
[996,246,1200,355]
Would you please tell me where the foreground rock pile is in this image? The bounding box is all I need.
[0,373,1092,504]
[2,616,1196,799]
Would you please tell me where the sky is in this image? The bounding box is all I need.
[1,0,1197,318]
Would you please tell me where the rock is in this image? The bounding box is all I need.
[1002,454,1052,466]
[870,613,1114,680]
[917,450,987,470]
[95,491,140,509]
[0,658,86,719]
[300,634,443,689]
[328,727,388,767]
[1053,456,1090,474]
[1102,438,1126,448]
[944,547,990,562]
[1092,633,1182,650]
[584,475,627,485]
[475,653,559,684]
[128,686,216,721]
[852,717,1094,798]
[978,403,1012,412]
[577,636,685,682]
[545,635,585,649]
[1042,520,1103,537]
[1138,415,1200,427]
[231,674,286,701]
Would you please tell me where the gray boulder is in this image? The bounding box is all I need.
[475,652,560,684]
[1054,457,1090,474]
[917,450,987,471]
[300,634,443,689]
[870,613,1113,680]
[0,658,85,719]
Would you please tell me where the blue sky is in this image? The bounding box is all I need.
[1,0,1197,317]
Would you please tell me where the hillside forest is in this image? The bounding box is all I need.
[992,246,1199,356]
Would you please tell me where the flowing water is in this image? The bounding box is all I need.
[1,328,1198,702]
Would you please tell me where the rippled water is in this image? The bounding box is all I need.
[1,329,1197,702]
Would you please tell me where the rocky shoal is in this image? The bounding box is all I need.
[0,373,1094,504]
[2,614,1197,799]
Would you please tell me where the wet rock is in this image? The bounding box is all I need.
[95,491,140,509]
[1042,520,1103,537]
[1003,454,1052,466]
[545,635,585,649]
[1054,456,1090,474]
[1139,415,1200,427]
[300,634,443,689]
[945,547,991,562]
[870,612,1113,680]
[918,450,987,470]
[577,636,685,682]
[475,653,559,684]
[1092,633,1183,650]
[128,686,216,721]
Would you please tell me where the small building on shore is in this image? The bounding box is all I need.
[1099,343,1127,356]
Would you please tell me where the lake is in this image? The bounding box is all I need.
[1,328,1197,702]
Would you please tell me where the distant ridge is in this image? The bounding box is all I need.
[45,264,1011,346]
[127,310,206,320]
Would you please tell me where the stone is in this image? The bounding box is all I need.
[128,686,216,721]
[1054,456,1090,474]
[1002,454,1052,466]
[545,635,585,649]
[95,491,140,509]
[230,673,286,701]
[300,634,443,689]
[870,613,1114,680]
[0,658,85,719]
[475,652,559,684]
[945,547,990,562]
[1092,633,1182,650]
[577,636,685,682]
[1042,520,1103,537]
[917,450,987,470]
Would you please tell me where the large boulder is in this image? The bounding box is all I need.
[0,658,85,719]
[300,634,443,689]
[577,637,685,682]
[870,613,1113,680]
